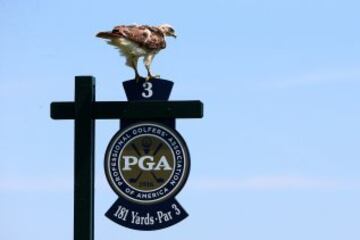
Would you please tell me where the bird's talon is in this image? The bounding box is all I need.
[135,75,141,82]
[146,74,160,81]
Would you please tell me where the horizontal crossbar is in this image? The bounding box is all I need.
[51,101,203,120]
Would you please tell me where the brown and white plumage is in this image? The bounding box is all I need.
[96,24,176,81]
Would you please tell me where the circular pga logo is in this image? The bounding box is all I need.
[105,122,190,205]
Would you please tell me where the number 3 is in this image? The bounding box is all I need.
[172,204,181,215]
[142,82,153,98]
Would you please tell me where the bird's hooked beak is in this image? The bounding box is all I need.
[169,32,177,38]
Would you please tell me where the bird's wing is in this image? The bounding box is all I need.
[97,25,166,50]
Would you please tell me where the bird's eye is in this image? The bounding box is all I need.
[169,27,174,32]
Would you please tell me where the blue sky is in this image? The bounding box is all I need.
[1,0,360,239]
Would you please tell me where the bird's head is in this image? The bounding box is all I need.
[158,24,177,38]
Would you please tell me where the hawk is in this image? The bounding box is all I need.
[96,24,177,81]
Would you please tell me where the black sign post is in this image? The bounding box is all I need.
[51,76,203,238]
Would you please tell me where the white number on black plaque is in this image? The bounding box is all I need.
[142,82,153,98]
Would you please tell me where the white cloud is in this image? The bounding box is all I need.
[261,67,360,88]
[0,176,73,192]
[0,176,111,193]
[189,175,360,191]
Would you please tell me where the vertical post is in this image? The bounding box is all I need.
[74,76,95,240]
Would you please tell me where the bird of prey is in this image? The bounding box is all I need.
[96,24,177,81]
